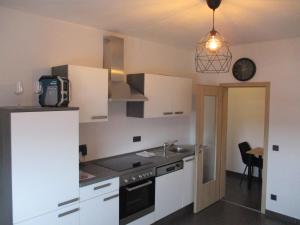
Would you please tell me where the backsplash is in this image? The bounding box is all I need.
[79,102,195,161]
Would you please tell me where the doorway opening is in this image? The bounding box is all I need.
[220,83,270,213]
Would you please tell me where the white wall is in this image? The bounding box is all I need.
[0,7,195,160]
[226,88,266,177]
[197,38,300,220]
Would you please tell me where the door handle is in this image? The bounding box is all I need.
[103,194,119,202]
[175,111,184,115]
[58,197,79,207]
[58,208,80,218]
[126,180,153,192]
[91,115,108,120]
[163,112,173,115]
[94,183,111,190]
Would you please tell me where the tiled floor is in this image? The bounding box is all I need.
[153,201,294,225]
[224,171,262,210]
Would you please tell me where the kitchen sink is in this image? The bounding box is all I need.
[168,146,190,154]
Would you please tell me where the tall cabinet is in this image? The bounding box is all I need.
[0,107,80,225]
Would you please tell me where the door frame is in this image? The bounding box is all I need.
[219,82,270,213]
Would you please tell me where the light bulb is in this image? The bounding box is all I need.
[206,35,221,52]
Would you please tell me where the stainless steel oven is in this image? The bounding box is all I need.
[119,168,155,225]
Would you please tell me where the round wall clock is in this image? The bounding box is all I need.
[232,58,256,81]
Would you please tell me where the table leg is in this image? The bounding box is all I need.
[247,157,252,189]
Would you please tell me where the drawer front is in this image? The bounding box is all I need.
[80,177,119,201]
[14,204,80,225]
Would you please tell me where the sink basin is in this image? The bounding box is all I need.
[168,146,190,154]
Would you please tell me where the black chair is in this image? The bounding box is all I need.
[238,142,263,186]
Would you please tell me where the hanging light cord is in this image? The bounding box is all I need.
[212,9,215,31]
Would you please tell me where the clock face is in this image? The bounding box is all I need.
[232,58,256,81]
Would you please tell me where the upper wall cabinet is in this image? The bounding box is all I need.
[127,73,192,118]
[52,65,108,123]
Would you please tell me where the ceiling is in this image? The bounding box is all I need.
[1,0,300,49]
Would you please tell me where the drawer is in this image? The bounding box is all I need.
[80,177,119,201]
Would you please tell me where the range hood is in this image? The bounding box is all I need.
[103,36,148,102]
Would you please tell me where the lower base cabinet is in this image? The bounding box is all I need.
[15,204,80,225]
[155,169,184,221]
[126,212,155,225]
[80,190,119,225]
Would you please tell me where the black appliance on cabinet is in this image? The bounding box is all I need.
[38,75,70,107]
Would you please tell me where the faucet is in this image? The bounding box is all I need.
[163,140,178,157]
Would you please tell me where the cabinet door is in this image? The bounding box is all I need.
[15,204,80,225]
[171,77,192,116]
[11,111,79,223]
[80,191,119,225]
[127,212,154,225]
[182,156,195,207]
[68,65,108,123]
[144,74,173,118]
[155,169,184,221]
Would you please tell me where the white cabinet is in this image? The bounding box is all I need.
[80,191,119,225]
[10,110,79,224]
[80,177,119,225]
[127,74,192,118]
[182,156,195,207]
[171,77,193,116]
[15,204,80,225]
[143,74,173,118]
[52,65,109,123]
[155,169,184,221]
[126,212,155,225]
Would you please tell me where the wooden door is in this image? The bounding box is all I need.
[194,85,223,212]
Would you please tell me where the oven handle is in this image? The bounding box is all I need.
[125,180,153,192]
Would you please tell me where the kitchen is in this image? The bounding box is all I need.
[1,1,300,225]
[0,25,196,225]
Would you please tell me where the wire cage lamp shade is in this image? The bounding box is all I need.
[195,30,232,73]
[195,0,232,73]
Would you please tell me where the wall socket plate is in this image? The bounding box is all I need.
[133,136,141,142]
[271,194,277,201]
[272,145,279,151]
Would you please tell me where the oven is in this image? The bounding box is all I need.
[119,168,155,225]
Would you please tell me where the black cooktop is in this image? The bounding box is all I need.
[94,154,153,172]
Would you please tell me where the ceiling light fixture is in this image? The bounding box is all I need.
[195,0,232,73]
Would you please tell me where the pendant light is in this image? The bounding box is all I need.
[195,0,232,73]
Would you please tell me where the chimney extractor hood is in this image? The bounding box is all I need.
[103,36,148,102]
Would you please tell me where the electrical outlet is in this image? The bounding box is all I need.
[133,136,141,143]
[271,194,277,201]
[272,145,279,151]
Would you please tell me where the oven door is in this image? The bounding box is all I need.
[120,177,155,225]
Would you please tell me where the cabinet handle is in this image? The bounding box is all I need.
[103,194,119,202]
[163,112,173,115]
[58,197,79,207]
[58,208,80,218]
[185,158,194,163]
[91,115,108,120]
[175,111,184,115]
[94,183,111,190]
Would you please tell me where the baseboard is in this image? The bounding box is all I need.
[266,210,300,224]
[226,170,260,181]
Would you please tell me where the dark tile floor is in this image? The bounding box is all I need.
[154,201,294,225]
[224,171,262,210]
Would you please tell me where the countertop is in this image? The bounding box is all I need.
[79,145,195,187]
